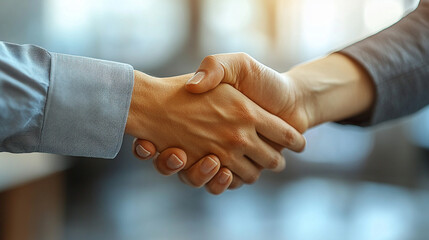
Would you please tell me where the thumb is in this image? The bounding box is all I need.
[185,54,238,93]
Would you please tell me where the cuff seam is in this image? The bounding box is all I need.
[113,67,135,158]
[37,51,54,152]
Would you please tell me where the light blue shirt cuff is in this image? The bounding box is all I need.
[39,53,134,158]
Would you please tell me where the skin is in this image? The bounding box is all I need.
[133,52,375,195]
[125,70,306,186]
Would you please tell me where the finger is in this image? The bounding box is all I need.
[226,156,261,185]
[205,168,233,195]
[255,107,306,152]
[245,134,286,172]
[228,173,244,190]
[185,55,224,93]
[185,53,246,93]
[178,155,221,188]
[133,138,157,160]
[153,148,187,176]
[258,133,285,152]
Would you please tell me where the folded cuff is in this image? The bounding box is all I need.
[39,53,134,158]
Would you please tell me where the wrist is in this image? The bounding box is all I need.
[125,70,156,137]
[125,71,195,139]
[286,53,375,127]
[282,71,319,131]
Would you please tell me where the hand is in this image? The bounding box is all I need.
[185,53,313,133]
[133,52,375,194]
[185,52,373,135]
[132,53,309,194]
[125,70,306,189]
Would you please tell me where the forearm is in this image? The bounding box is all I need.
[286,53,375,128]
[285,1,429,128]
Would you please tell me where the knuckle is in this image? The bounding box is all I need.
[243,172,261,184]
[271,155,286,171]
[283,129,296,147]
[202,55,219,66]
[244,108,257,123]
[228,130,249,149]
[267,156,280,170]
[238,52,251,60]
[218,154,232,167]
[229,178,244,189]
[238,52,259,72]
[297,138,306,152]
[236,102,257,123]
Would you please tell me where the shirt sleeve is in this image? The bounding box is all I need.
[339,0,429,126]
[0,41,134,158]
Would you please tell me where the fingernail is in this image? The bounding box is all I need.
[200,157,219,174]
[167,154,184,170]
[136,145,151,158]
[218,172,231,185]
[186,71,205,85]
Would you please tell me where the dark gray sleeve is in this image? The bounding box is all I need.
[339,0,429,126]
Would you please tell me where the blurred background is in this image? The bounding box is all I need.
[1,0,429,239]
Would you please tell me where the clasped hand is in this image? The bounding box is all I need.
[125,53,310,194]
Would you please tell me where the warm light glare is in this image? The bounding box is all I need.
[364,0,404,33]
[300,0,337,57]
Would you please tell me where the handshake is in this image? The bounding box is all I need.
[125,52,375,194]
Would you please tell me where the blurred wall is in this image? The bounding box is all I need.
[1,0,429,240]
